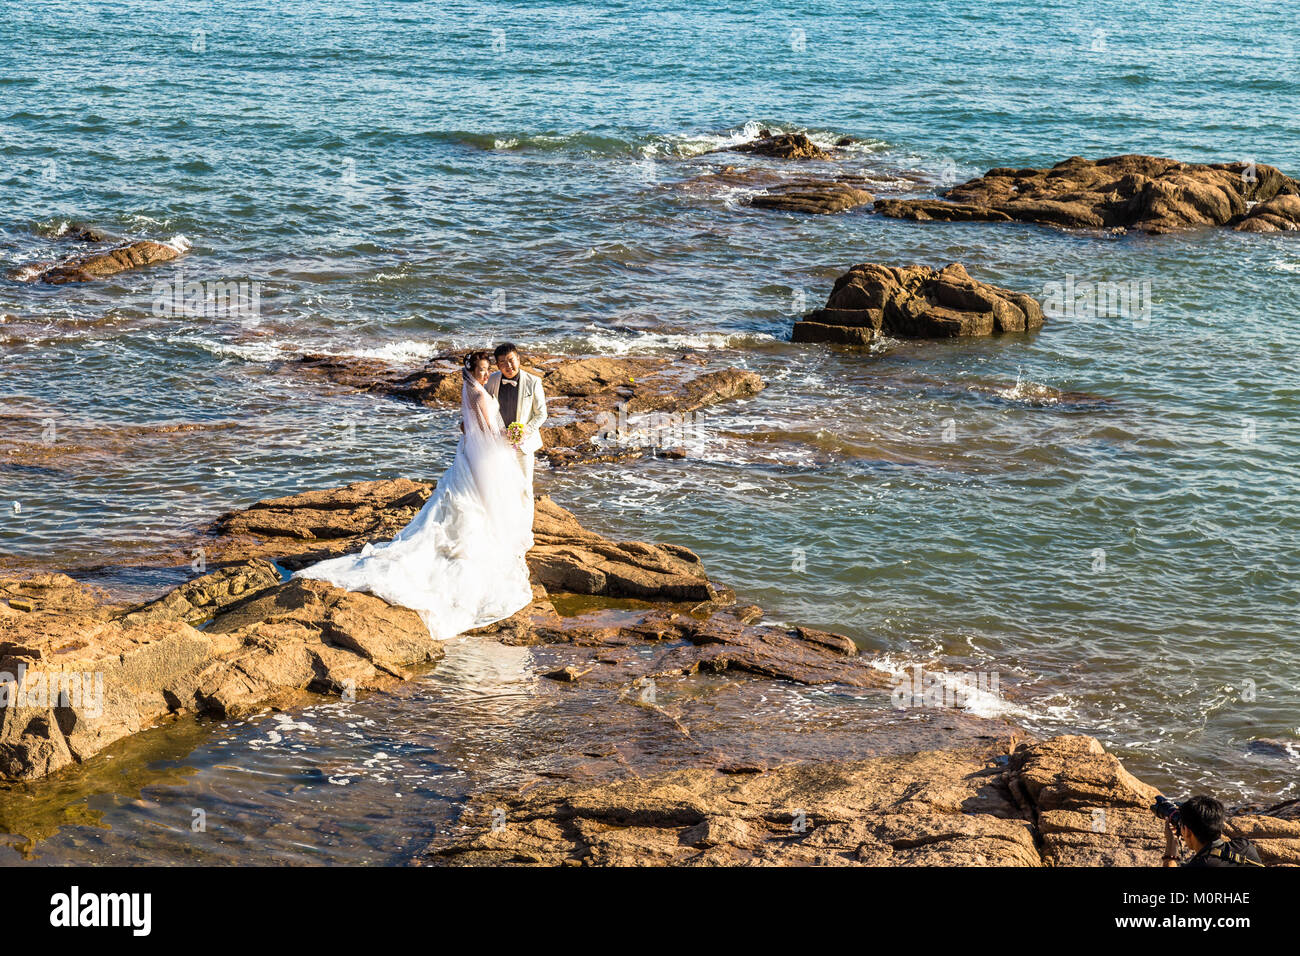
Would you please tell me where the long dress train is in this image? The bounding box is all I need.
[293,376,534,639]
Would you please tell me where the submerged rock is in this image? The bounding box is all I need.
[15,239,187,284]
[793,262,1044,344]
[875,154,1300,234]
[746,178,875,214]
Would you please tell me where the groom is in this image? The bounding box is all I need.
[487,342,547,489]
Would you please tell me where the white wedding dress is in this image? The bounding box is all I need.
[294,376,535,639]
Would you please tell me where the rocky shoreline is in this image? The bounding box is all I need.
[3,481,1298,865]
[422,734,1300,867]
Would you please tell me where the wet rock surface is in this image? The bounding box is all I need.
[876,154,1300,234]
[423,733,1300,866]
[0,559,443,781]
[13,238,186,283]
[715,130,837,161]
[6,481,848,783]
[746,178,875,214]
[794,262,1045,344]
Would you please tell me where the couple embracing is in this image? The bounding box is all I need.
[296,343,547,639]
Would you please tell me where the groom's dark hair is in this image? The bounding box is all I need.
[494,343,519,360]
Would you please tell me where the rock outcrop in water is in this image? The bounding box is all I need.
[13,238,187,284]
[0,561,443,781]
[291,350,765,466]
[793,262,1045,345]
[746,178,875,214]
[718,130,836,161]
[875,154,1300,234]
[673,161,875,215]
[423,733,1300,866]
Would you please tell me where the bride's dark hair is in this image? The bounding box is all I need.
[462,350,492,374]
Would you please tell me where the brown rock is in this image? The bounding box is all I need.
[1235,193,1300,233]
[423,737,1042,866]
[528,496,726,603]
[747,179,875,214]
[0,567,445,781]
[203,482,730,606]
[1007,735,1164,865]
[873,198,1013,223]
[118,560,283,627]
[19,239,186,284]
[0,573,117,617]
[206,478,434,568]
[721,131,836,161]
[526,602,884,689]
[0,614,217,780]
[876,154,1300,234]
[282,350,763,467]
[794,262,1044,343]
[426,733,1298,867]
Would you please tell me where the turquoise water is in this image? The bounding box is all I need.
[2,1,1298,860]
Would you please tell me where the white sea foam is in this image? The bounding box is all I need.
[343,339,444,363]
[576,325,776,354]
[185,337,287,363]
[866,655,1029,720]
[653,121,887,159]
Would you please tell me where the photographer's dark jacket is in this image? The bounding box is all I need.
[1184,837,1263,867]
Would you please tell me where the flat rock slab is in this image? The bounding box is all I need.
[746,178,875,214]
[423,736,1040,866]
[876,154,1300,234]
[794,262,1044,344]
[521,602,890,689]
[423,733,1300,867]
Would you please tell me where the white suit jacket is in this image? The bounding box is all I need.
[487,368,547,454]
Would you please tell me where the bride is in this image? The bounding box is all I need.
[294,351,535,639]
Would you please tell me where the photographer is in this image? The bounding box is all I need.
[1159,794,1263,867]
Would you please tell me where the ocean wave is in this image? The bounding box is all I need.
[572,326,778,354]
[418,123,888,161]
[184,337,287,363]
[865,655,1033,720]
[646,120,889,159]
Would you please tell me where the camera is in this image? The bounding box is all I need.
[1152,795,1181,828]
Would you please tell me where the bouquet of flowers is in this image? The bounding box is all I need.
[505,421,526,449]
